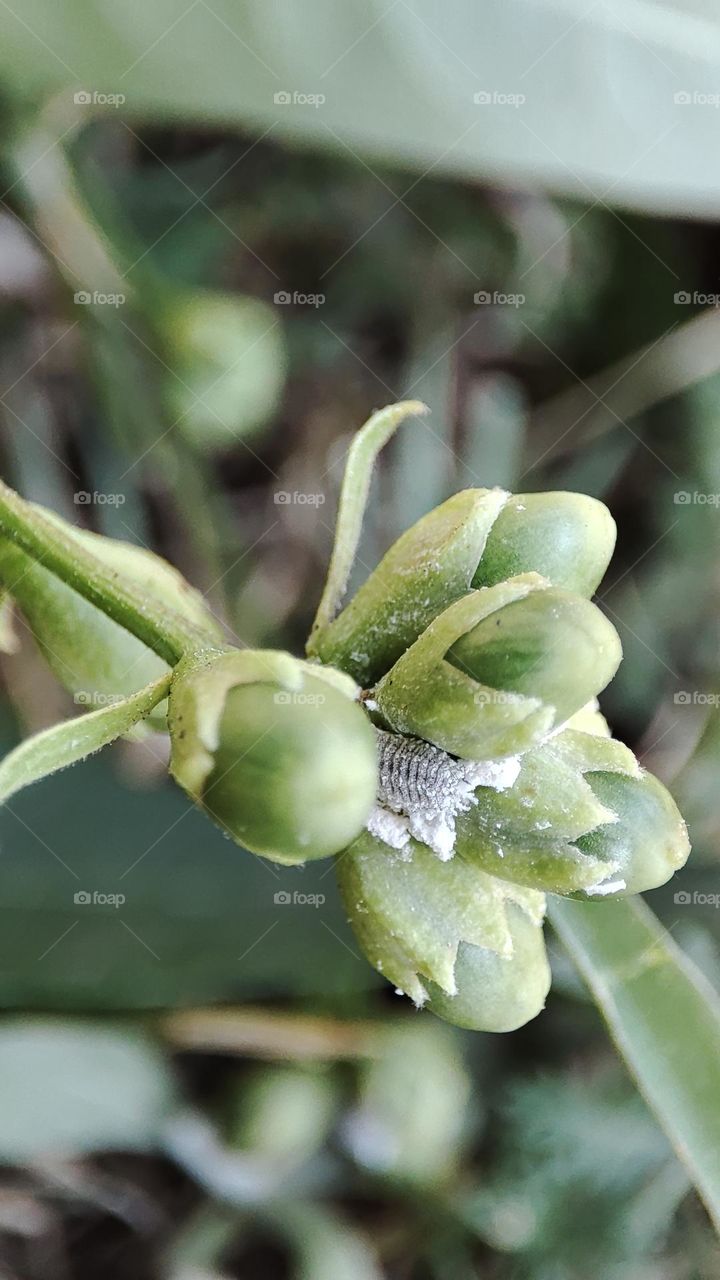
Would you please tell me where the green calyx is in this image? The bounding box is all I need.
[336,831,550,1033]
[373,575,621,760]
[311,487,616,686]
[455,728,690,897]
[168,650,377,864]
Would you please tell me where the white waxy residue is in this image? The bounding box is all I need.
[368,728,520,861]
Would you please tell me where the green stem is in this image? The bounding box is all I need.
[0,478,214,664]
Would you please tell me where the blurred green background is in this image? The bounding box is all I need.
[0,2,719,1276]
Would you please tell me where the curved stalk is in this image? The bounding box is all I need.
[0,478,216,664]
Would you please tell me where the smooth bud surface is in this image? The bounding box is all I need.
[375,576,621,759]
[472,491,616,597]
[570,767,690,898]
[169,651,377,864]
[313,487,616,687]
[425,904,551,1033]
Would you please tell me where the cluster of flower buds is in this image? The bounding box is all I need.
[309,481,689,1032]
[0,406,690,1033]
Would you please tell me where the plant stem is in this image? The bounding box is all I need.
[0,478,215,664]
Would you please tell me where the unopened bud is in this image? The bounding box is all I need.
[375,575,621,759]
[312,488,615,686]
[169,650,377,864]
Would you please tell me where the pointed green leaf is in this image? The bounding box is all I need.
[550,896,720,1233]
[0,673,171,804]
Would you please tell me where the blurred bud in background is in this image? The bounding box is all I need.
[159,290,286,452]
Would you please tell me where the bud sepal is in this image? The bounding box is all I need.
[374,574,621,760]
[337,829,550,1032]
[168,649,377,864]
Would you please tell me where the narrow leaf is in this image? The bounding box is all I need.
[307,400,427,651]
[550,895,720,1232]
[0,673,172,803]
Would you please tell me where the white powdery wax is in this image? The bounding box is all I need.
[369,728,520,860]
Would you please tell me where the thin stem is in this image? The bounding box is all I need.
[0,478,215,664]
[307,400,428,654]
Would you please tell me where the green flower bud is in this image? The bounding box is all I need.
[312,488,615,686]
[425,905,551,1033]
[337,830,549,1031]
[0,512,221,723]
[169,650,377,864]
[455,728,690,897]
[570,767,690,899]
[472,491,616,597]
[161,289,285,451]
[374,575,621,759]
